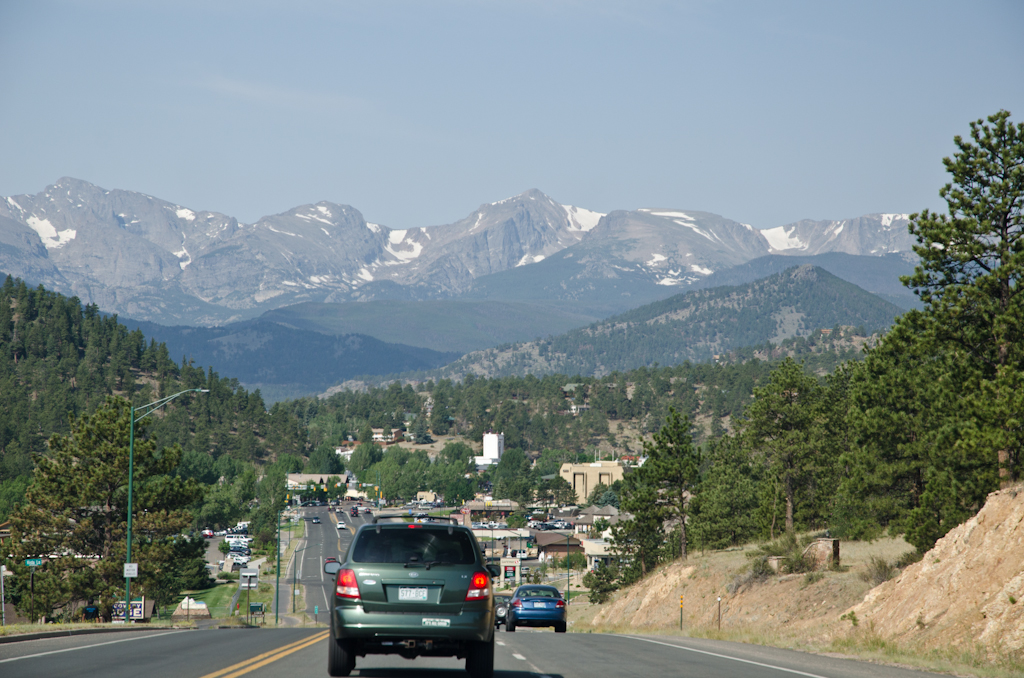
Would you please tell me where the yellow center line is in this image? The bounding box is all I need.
[199,631,330,678]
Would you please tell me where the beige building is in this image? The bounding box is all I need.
[558,461,625,504]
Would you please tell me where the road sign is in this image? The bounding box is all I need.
[315,605,318,614]
[124,563,138,578]
[24,558,42,567]
[240,568,258,589]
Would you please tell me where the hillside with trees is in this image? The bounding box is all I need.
[421,265,901,380]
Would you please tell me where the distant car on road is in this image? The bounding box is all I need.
[312,517,321,524]
[506,585,566,633]
[494,594,512,629]
[337,521,346,529]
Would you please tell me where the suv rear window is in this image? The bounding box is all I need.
[351,527,477,564]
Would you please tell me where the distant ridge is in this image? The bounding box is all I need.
[430,265,904,380]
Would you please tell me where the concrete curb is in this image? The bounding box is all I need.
[0,625,188,644]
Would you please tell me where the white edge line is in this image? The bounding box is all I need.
[512,652,527,660]
[622,636,830,678]
[0,631,184,663]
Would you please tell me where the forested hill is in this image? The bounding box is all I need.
[0,275,306,520]
[427,265,903,379]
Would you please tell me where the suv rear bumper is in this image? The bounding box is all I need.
[332,605,493,644]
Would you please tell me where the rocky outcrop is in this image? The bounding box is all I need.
[851,485,1024,655]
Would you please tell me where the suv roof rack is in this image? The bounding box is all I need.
[371,515,461,525]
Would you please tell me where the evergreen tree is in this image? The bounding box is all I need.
[640,408,700,560]
[10,397,203,621]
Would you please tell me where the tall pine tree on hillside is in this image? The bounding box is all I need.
[10,397,204,621]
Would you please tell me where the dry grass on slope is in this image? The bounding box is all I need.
[569,530,1023,677]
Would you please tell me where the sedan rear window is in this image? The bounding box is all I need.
[518,588,560,598]
[351,527,477,564]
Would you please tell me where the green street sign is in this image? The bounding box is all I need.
[24,558,42,567]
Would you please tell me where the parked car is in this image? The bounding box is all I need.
[201,529,214,538]
[322,519,496,677]
[494,594,512,629]
[506,585,566,633]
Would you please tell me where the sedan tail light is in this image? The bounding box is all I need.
[556,599,566,608]
[512,599,522,608]
[335,568,360,599]
[465,571,491,601]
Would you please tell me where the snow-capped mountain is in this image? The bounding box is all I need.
[760,214,915,256]
[0,178,918,326]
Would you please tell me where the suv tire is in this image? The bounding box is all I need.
[466,639,494,678]
[328,637,355,676]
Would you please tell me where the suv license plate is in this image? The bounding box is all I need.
[422,618,450,627]
[399,587,428,601]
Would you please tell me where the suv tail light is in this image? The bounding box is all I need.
[335,568,360,599]
[465,571,491,600]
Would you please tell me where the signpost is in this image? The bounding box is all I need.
[25,558,41,623]
[240,568,258,625]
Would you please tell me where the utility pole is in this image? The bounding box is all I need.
[275,509,282,626]
[125,389,209,620]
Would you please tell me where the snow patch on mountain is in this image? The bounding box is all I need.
[562,204,604,232]
[761,225,807,251]
[646,253,667,266]
[27,216,77,249]
[689,264,713,275]
[366,222,381,234]
[880,213,910,228]
[175,208,196,221]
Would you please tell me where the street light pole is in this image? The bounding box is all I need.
[124,388,209,622]
[275,509,282,626]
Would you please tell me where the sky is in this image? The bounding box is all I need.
[2,0,1022,230]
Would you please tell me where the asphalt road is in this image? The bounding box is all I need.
[0,625,947,678]
[291,504,362,621]
[0,507,948,677]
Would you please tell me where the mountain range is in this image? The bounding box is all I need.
[422,265,903,381]
[1,178,918,327]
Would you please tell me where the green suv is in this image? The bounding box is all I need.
[323,518,496,677]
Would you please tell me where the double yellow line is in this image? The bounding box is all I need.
[199,631,330,678]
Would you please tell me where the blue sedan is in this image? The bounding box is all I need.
[506,585,567,633]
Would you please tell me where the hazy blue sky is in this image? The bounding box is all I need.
[2,1,1022,229]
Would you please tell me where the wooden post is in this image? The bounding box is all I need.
[717,597,721,631]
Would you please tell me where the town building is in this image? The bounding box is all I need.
[558,461,625,504]
[473,432,504,467]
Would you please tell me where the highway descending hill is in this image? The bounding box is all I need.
[1,506,944,678]
[0,625,946,678]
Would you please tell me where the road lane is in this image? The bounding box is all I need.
[1,624,950,678]
[0,628,321,678]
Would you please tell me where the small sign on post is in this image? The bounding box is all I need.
[24,558,42,568]
[124,563,138,578]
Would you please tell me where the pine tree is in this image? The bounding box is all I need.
[641,408,700,560]
[10,397,203,621]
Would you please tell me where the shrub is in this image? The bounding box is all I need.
[859,556,898,587]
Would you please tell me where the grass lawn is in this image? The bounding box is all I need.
[154,582,238,620]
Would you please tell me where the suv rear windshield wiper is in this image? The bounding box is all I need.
[424,560,451,570]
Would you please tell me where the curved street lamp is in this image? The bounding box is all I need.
[124,388,209,621]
